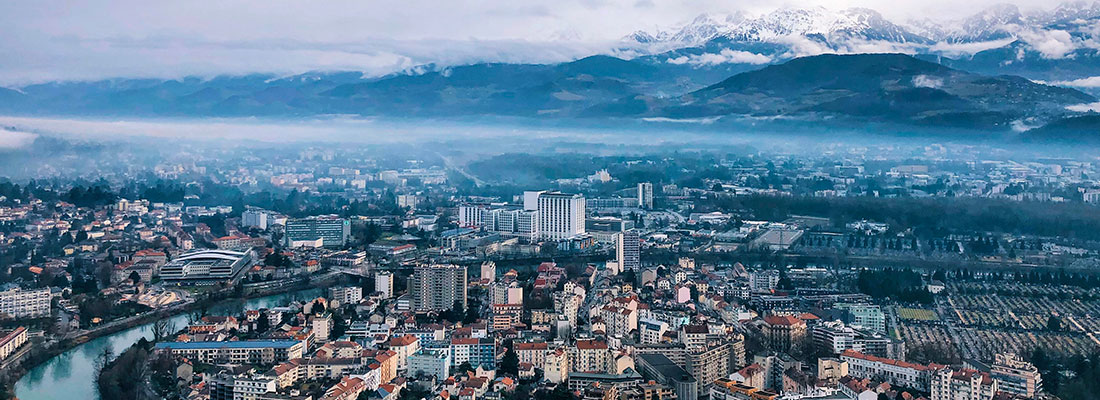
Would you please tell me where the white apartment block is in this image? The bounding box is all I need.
[639,318,669,344]
[991,352,1042,398]
[480,261,496,283]
[328,286,363,306]
[0,287,51,319]
[490,281,524,305]
[749,270,780,292]
[537,192,585,240]
[375,271,394,299]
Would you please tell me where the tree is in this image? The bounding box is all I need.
[312,300,326,315]
[151,317,176,342]
[620,269,637,285]
[128,271,141,284]
[464,303,480,324]
[457,361,474,374]
[332,314,348,338]
[256,313,270,333]
[51,274,70,288]
[95,262,113,288]
[442,300,464,324]
[1047,315,1062,331]
[534,384,574,400]
[500,347,520,376]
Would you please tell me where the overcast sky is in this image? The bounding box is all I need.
[0,0,1072,85]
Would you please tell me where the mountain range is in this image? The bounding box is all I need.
[624,2,1100,84]
[591,54,1094,130]
[3,2,1100,139]
[627,2,1100,47]
[1,53,1094,136]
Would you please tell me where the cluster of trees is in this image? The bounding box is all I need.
[63,185,118,208]
[966,236,1001,255]
[7,177,411,223]
[855,268,933,304]
[1030,349,1100,398]
[263,253,293,268]
[939,268,1100,292]
[96,339,152,400]
[77,296,153,328]
[437,300,479,325]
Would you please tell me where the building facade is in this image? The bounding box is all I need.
[407,264,467,312]
[375,271,394,299]
[285,216,351,248]
[990,353,1041,398]
[0,287,50,319]
[537,192,585,240]
[616,230,641,271]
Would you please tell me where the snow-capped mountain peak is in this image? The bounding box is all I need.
[627,5,933,46]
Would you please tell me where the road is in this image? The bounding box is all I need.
[437,152,485,187]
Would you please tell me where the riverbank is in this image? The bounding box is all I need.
[6,272,343,399]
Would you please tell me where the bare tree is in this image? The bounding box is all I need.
[151,317,176,342]
[93,343,115,389]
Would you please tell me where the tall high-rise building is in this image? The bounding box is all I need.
[408,264,467,312]
[617,230,641,271]
[374,271,394,299]
[284,216,350,248]
[638,182,654,209]
[537,192,585,240]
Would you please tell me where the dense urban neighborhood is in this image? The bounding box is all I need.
[0,138,1099,400]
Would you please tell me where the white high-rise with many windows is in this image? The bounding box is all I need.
[617,230,641,271]
[638,182,654,209]
[537,192,585,240]
[375,271,394,299]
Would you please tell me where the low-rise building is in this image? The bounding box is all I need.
[0,327,28,360]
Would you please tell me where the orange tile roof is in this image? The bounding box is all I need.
[575,339,608,350]
[388,334,419,347]
[764,315,804,326]
[514,342,548,351]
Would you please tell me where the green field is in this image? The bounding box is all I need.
[898,307,939,321]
